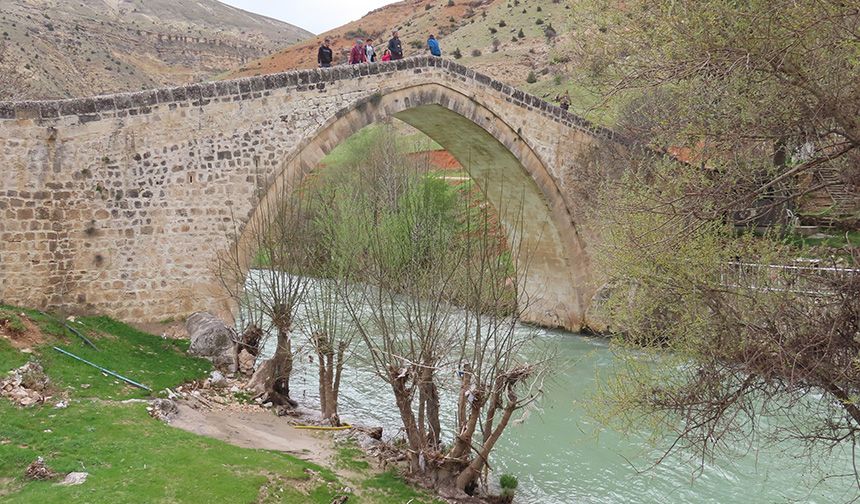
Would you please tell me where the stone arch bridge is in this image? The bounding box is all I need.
[0,56,631,331]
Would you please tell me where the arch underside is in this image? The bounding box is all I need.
[239,83,589,330]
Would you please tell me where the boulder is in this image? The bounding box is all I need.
[58,472,88,486]
[185,312,237,371]
[208,370,227,388]
[238,349,256,375]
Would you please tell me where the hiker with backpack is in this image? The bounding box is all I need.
[317,38,333,68]
[427,34,441,57]
[365,38,377,63]
[388,31,403,60]
[349,39,367,64]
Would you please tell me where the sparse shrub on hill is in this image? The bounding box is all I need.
[448,0,455,5]
[536,18,544,25]
[345,28,369,39]
[492,38,500,52]
[499,20,507,27]
[471,48,482,57]
[526,70,537,83]
[452,47,462,59]
[517,28,525,38]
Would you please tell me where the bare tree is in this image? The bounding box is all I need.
[336,135,550,496]
[218,168,315,407]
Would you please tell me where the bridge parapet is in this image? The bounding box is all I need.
[0,57,625,146]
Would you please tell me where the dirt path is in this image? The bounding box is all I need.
[169,402,334,466]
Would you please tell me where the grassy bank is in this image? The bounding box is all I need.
[0,306,439,504]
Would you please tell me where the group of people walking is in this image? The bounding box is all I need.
[317,31,441,67]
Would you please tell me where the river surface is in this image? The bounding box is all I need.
[254,273,856,503]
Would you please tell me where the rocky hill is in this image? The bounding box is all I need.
[0,0,313,100]
[228,0,589,118]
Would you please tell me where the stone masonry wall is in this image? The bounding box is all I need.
[0,56,631,328]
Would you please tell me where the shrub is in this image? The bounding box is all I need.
[517,28,525,38]
[500,474,519,499]
[452,47,462,59]
[536,18,544,25]
[471,48,482,57]
[492,38,500,52]
[448,0,455,5]
[489,27,497,34]
[425,3,432,10]
[536,5,542,11]
[499,20,507,27]
[526,71,537,83]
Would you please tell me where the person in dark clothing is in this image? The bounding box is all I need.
[555,90,571,111]
[317,38,333,67]
[349,39,367,64]
[387,31,403,60]
[365,38,376,63]
[427,34,441,57]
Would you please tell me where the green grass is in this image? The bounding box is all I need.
[0,338,29,373]
[39,316,211,400]
[783,230,860,255]
[362,472,444,504]
[335,440,371,471]
[0,307,443,504]
[0,401,340,504]
[0,308,27,334]
[0,306,210,399]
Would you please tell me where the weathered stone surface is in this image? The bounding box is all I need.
[58,472,89,486]
[238,349,256,375]
[0,56,635,331]
[185,312,236,370]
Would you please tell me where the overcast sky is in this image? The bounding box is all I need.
[220,1,397,35]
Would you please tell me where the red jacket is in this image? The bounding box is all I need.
[350,45,367,64]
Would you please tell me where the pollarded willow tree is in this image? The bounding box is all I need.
[218,169,316,407]
[334,131,549,495]
[569,0,860,491]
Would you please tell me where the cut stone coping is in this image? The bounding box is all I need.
[0,56,631,147]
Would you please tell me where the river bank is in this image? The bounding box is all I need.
[0,305,444,504]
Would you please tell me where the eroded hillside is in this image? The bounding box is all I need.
[0,0,313,100]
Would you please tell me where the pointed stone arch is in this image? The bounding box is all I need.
[232,83,591,330]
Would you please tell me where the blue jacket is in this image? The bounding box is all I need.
[427,38,441,57]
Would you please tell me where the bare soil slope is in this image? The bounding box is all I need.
[0,0,313,100]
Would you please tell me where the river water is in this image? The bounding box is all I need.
[254,273,856,503]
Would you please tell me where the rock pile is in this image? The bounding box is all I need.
[147,398,180,423]
[0,361,51,407]
[24,457,56,480]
